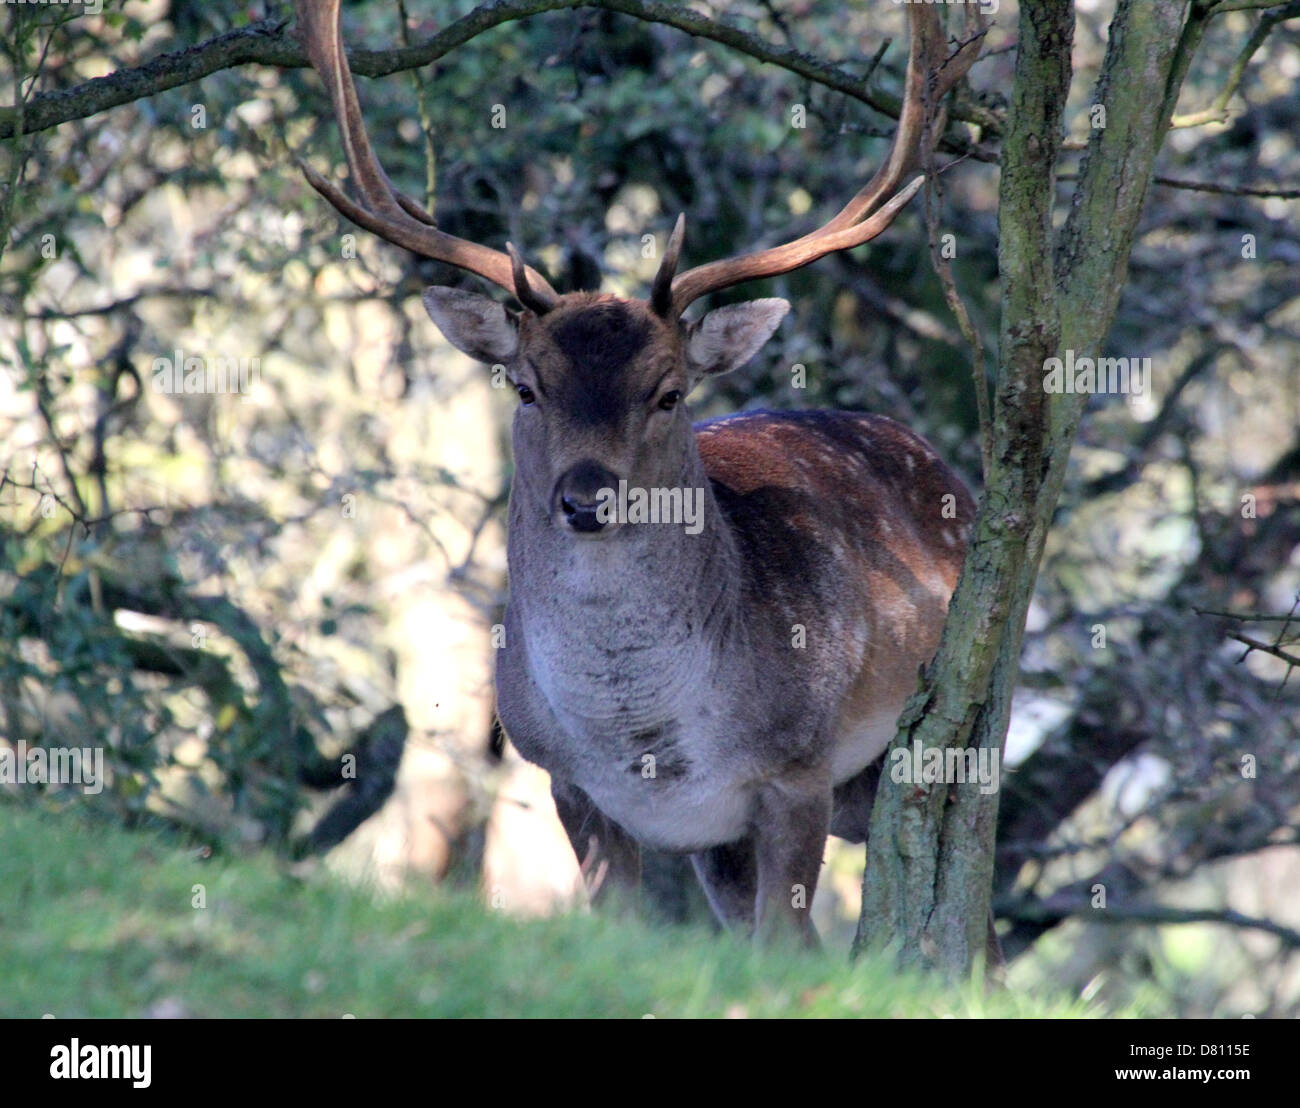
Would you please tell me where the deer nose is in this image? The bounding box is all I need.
[554,460,619,534]
[560,496,605,533]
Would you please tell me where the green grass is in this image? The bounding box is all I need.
[0,802,1090,1017]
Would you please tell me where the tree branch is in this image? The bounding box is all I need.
[1227,630,1300,668]
[1171,1,1300,127]
[996,895,1300,949]
[0,1,1000,141]
[856,0,1068,976]
[1058,172,1300,199]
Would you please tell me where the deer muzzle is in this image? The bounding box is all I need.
[553,459,621,536]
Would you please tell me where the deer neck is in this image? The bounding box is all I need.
[507,446,740,725]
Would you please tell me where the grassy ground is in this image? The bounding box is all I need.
[0,802,1090,1018]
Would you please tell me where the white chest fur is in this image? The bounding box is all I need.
[521,615,756,850]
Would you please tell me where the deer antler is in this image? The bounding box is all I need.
[660,5,985,317]
[294,0,559,311]
[295,2,981,319]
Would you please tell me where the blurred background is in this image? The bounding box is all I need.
[2,0,1298,1016]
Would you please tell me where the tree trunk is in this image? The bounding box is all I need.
[856,0,1199,976]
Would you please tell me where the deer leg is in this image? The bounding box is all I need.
[752,775,831,948]
[829,759,882,845]
[690,837,758,934]
[551,780,642,913]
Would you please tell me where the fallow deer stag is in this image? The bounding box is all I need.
[295,0,981,945]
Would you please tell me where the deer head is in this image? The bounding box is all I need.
[294,0,981,537]
[422,282,788,536]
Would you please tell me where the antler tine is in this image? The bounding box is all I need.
[507,242,559,315]
[295,0,558,307]
[668,5,984,316]
[650,213,686,317]
[810,6,978,238]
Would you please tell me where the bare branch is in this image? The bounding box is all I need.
[1151,175,1300,199]
[1193,609,1300,622]
[1056,172,1300,199]
[921,153,990,477]
[996,896,1300,949]
[1210,0,1300,13]
[1227,631,1300,669]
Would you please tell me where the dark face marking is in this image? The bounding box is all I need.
[544,302,655,427]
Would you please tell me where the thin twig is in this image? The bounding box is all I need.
[996,896,1300,949]
[1193,608,1300,622]
[919,25,991,479]
[1227,630,1300,669]
[1056,172,1300,199]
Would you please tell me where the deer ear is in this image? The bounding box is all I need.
[685,298,789,382]
[422,287,519,364]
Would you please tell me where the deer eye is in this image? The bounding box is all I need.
[516,384,536,405]
[657,390,682,411]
